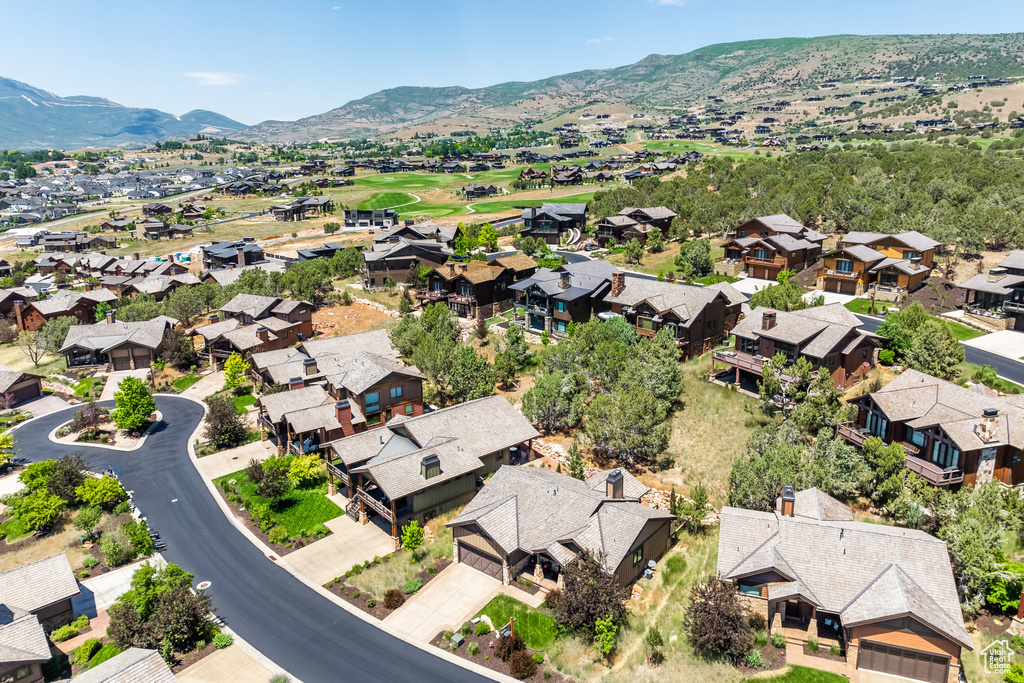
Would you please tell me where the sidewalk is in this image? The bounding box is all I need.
[177,644,278,683]
[196,440,276,481]
[180,371,226,401]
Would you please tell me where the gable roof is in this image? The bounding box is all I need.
[731,305,874,359]
[0,605,50,665]
[603,274,732,324]
[61,318,176,354]
[0,553,78,613]
[69,647,177,683]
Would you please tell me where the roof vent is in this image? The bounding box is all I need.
[421,454,441,479]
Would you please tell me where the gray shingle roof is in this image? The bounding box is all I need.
[0,553,78,614]
[0,605,50,664]
[717,490,970,650]
[834,244,886,263]
[732,305,869,359]
[603,275,729,324]
[61,318,176,354]
[999,250,1024,270]
[258,385,333,423]
[0,364,38,394]
[68,647,176,683]
[959,272,1024,295]
[299,329,397,360]
[219,293,279,318]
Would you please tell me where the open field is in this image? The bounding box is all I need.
[634,139,767,159]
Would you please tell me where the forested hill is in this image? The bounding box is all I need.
[234,33,1024,142]
[586,142,1024,252]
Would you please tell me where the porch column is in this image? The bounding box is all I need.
[735,366,740,385]
[533,557,543,583]
[357,474,367,525]
[771,603,782,632]
[326,453,335,495]
[390,500,400,551]
[807,607,818,640]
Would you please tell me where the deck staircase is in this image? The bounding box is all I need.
[345,499,360,521]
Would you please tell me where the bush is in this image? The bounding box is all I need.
[879,349,895,365]
[100,529,134,567]
[50,624,79,642]
[496,630,525,662]
[682,577,752,662]
[366,598,376,608]
[806,636,819,653]
[533,652,544,664]
[251,502,273,532]
[830,643,841,657]
[1013,634,1024,653]
[467,641,480,656]
[213,632,233,649]
[771,630,786,648]
[82,556,99,569]
[384,589,405,610]
[508,649,537,680]
[73,637,101,664]
[753,631,768,647]
[461,621,473,637]
[544,587,560,611]
[475,622,491,636]
[349,563,363,576]
[748,612,767,632]
[268,526,289,545]
[72,614,90,629]
[746,649,764,668]
[403,576,422,594]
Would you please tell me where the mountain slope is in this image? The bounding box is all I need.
[234,33,1024,143]
[0,78,245,150]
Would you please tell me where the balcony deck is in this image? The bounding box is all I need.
[906,454,964,486]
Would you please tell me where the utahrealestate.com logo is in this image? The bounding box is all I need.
[983,639,1012,675]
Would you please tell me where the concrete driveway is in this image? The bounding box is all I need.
[279,507,395,586]
[177,644,275,683]
[180,371,226,400]
[18,395,71,418]
[73,553,167,617]
[100,369,150,401]
[384,562,501,642]
[963,329,1024,361]
[811,290,857,306]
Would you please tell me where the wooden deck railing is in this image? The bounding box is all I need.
[357,489,393,521]
[837,422,867,447]
[326,462,351,488]
[905,455,964,486]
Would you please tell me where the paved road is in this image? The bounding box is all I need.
[13,397,488,683]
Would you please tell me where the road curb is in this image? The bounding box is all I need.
[45,411,163,452]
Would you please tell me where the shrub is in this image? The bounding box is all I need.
[830,643,841,657]
[73,506,102,536]
[1014,634,1024,653]
[544,587,560,611]
[353,591,360,598]
[82,556,99,569]
[533,652,544,664]
[384,589,405,610]
[467,641,480,656]
[269,676,291,683]
[748,612,767,632]
[682,577,752,663]
[879,349,895,365]
[250,502,273,532]
[349,563,363,575]
[72,614,90,629]
[746,649,764,668]
[496,630,525,662]
[771,630,786,648]
[753,631,768,647]
[426,565,436,575]
[73,637,101,664]
[50,624,79,642]
[366,598,376,608]
[508,649,537,680]
[213,632,233,649]
[268,526,289,545]
[403,576,422,594]
[806,636,819,653]
[461,621,473,637]
[100,529,134,567]
[475,622,491,636]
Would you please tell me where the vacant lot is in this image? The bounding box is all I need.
[312,300,397,337]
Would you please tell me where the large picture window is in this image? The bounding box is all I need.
[865,412,887,438]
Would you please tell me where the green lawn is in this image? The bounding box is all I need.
[694,274,739,286]
[358,192,419,210]
[233,393,257,414]
[843,299,895,316]
[74,377,96,398]
[946,319,985,342]
[745,666,849,683]
[475,595,556,651]
[215,465,341,536]
[87,643,123,669]
[0,516,33,543]
[172,374,202,392]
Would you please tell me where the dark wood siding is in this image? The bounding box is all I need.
[454,523,507,560]
[613,518,673,587]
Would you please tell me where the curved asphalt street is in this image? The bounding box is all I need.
[14,397,488,683]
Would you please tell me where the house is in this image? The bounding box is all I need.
[250,329,399,388]
[0,553,79,632]
[719,486,971,683]
[69,648,176,683]
[416,254,537,318]
[61,314,177,370]
[138,222,194,241]
[841,368,1024,488]
[0,287,38,317]
[13,289,117,331]
[0,364,42,405]
[201,240,266,270]
[141,202,173,216]
[510,259,617,337]
[462,183,498,199]
[343,208,399,229]
[192,294,313,363]
[818,231,939,296]
[593,206,678,247]
[603,272,745,358]
[959,250,1024,330]
[726,214,826,243]
[0,605,50,683]
[719,215,825,279]
[361,239,452,290]
[325,395,539,545]
[710,304,880,390]
[519,203,588,245]
[449,466,673,588]
[373,221,459,246]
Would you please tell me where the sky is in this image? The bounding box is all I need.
[4,0,1024,126]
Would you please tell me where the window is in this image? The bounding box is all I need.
[365,391,380,413]
[739,336,759,355]
[903,250,921,260]
[865,412,888,438]
[555,321,567,333]
[298,309,307,315]
[820,355,835,368]
[390,386,403,399]
[555,300,567,313]
[706,319,716,329]
[366,413,382,426]
[633,547,644,565]
[461,284,472,297]
[906,426,926,447]
[638,317,656,331]
[836,259,854,273]
[931,440,960,469]
[405,404,414,415]
[754,248,770,260]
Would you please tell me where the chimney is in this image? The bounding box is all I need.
[133,252,139,261]
[421,453,441,480]
[610,271,625,297]
[335,400,354,436]
[13,301,24,331]
[780,485,796,517]
[256,326,269,342]
[208,313,219,324]
[559,271,571,290]
[237,245,246,267]
[459,262,469,272]
[85,281,94,291]
[605,469,624,499]
[106,308,115,325]
[303,358,318,376]
[975,407,1000,444]
[289,376,304,391]
[762,311,777,330]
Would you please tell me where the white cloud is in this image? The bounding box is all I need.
[184,72,243,87]
[652,0,687,5]
[332,5,341,8]
[586,36,614,44]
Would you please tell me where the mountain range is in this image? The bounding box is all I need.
[0,77,244,151]
[233,33,1024,143]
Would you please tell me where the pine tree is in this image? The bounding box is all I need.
[566,442,586,480]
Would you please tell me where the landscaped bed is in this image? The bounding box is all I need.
[325,554,452,620]
[736,630,787,677]
[429,620,569,683]
[475,594,556,651]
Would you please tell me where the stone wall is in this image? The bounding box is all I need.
[737,592,769,625]
[965,311,1015,331]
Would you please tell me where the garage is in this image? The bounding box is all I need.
[110,349,131,371]
[4,378,41,406]
[857,640,949,683]
[750,267,767,280]
[131,347,152,369]
[828,278,857,295]
[458,544,502,581]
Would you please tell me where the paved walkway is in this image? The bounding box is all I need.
[810,290,858,306]
[730,275,776,295]
[279,511,395,586]
[100,369,150,401]
[963,329,1024,361]
[72,553,167,617]
[177,644,277,683]
[196,440,276,481]
[384,563,502,642]
[180,371,226,401]
[0,471,24,498]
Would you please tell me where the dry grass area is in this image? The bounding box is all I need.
[604,243,682,277]
[0,343,65,376]
[312,300,397,337]
[0,512,91,573]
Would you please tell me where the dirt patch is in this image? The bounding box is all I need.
[429,629,570,683]
[0,515,91,572]
[171,640,217,673]
[325,555,453,620]
[736,642,787,677]
[975,609,1013,638]
[312,300,396,337]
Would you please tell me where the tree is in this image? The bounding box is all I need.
[501,324,529,369]
[41,316,76,354]
[683,577,752,662]
[521,371,587,433]
[475,313,487,340]
[565,441,586,480]
[8,489,64,531]
[675,238,713,277]
[748,274,821,312]
[646,229,664,254]
[938,482,1008,612]
[618,328,683,407]
[76,476,127,510]
[862,436,907,505]
[401,520,424,559]
[328,247,364,278]
[111,376,156,431]
[677,482,709,534]
[624,237,645,265]
[15,330,48,367]
[19,460,54,492]
[477,223,499,252]
[398,290,413,314]
[583,385,670,467]
[728,422,805,511]
[806,430,868,500]
[163,287,205,326]
[593,615,617,660]
[645,626,665,666]
[73,506,102,537]
[383,276,396,291]
[324,222,340,235]
[792,369,846,432]
[905,319,965,380]
[161,326,199,371]
[94,301,112,323]
[554,550,628,634]
[256,459,291,506]
[877,302,930,358]
[447,345,495,404]
[47,454,88,503]
[0,432,18,468]
[203,395,247,448]
[223,353,250,389]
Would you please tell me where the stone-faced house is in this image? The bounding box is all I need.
[711,304,880,390]
[449,466,674,588]
[326,395,539,546]
[958,250,1024,331]
[510,259,617,337]
[602,272,745,358]
[719,487,971,683]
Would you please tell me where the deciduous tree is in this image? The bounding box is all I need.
[111,376,156,431]
[683,577,752,662]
